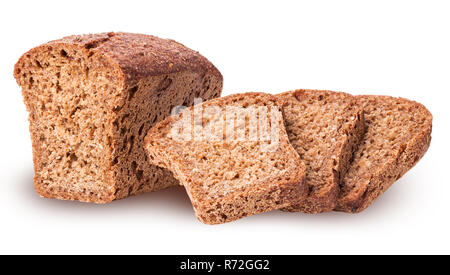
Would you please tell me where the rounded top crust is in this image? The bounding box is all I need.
[16,32,222,85]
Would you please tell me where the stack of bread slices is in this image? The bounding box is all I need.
[145,90,432,224]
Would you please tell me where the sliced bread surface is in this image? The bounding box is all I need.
[145,93,307,224]
[336,95,432,213]
[277,90,365,213]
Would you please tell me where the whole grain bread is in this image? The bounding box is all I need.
[277,90,365,213]
[336,95,432,213]
[14,32,223,203]
[145,93,307,224]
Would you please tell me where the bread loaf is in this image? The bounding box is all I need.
[145,93,307,224]
[14,32,223,203]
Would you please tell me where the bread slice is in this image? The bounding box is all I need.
[14,32,222,203]
[336,95,432,213]
[277,90,365,213]
[145,93,307,224]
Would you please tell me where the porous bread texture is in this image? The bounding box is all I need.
[336,95,432,213]
[145,93,307,224]
[277,90,365,213]
[14,32,222,203]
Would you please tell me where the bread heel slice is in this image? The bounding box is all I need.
[145,93,307,224]
[336,95,432,213]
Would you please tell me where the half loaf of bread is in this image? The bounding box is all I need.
[14,32,223,203]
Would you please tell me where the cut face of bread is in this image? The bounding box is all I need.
[14,32,222,203]
[278,90,365,213]
[145,93,307,224]
[336,95,433,213]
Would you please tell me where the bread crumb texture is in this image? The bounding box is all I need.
[278,90,365,213]
[336,95,432,213]
[14,32,223,203]
[145,93,307,224]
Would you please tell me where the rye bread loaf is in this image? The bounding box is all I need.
[277,90,365,213]
[14,32,223,203]
[145,93,307,224]
[336,95,432,213]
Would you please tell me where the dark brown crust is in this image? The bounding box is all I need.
[14,32,223,203]
[277,89,366,213]
[37,32,222,84]
[336,95,433,213]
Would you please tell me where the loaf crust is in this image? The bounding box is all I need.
[278,90,366,213]
[23,32,222,83]
[336,95,433,213]
[145,93,307,224]
[14,32,223,203]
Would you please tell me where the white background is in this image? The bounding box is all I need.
[1,0,449,255]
